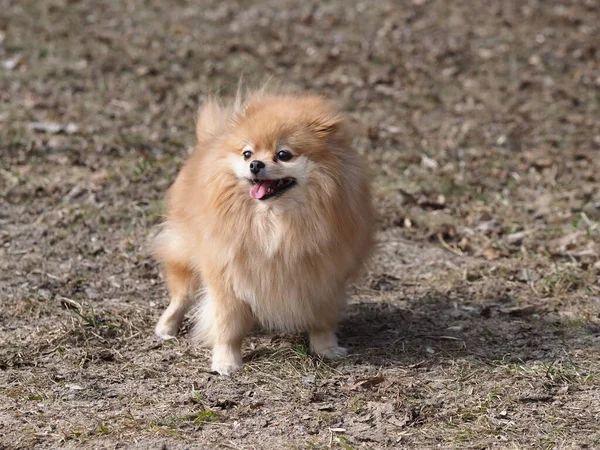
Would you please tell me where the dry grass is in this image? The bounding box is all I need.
[1,0,599,448]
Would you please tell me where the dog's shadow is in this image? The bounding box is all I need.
[180,294,598,369]
[338,296,599,368]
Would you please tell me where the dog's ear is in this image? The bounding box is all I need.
[196,98,227,142]
[310,114,342,138]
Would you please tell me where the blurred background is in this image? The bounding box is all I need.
[1,1,599,448]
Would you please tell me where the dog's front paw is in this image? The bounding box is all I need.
[211,358,242,376]
[155,320,179,340]
[155,305,187,340]
[211,345,243,376]
[314,345,348,360]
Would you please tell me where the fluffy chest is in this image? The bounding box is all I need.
[216,214,343,330]
[248,212,287,258]
[228,218,329,302]
[226,253,342,331]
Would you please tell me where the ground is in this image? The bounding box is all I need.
[1,0,600,448]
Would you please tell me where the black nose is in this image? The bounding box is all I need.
[249,160,265,174]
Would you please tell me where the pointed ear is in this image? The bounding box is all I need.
[196,98,227,142]
[310,114,342,138]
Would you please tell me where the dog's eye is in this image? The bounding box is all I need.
[243,150,253,160]
[276,150,293,162]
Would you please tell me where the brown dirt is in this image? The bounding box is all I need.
[1,0,599,449]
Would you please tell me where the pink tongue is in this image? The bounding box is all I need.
[249,180,274,200]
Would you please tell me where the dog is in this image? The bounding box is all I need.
[152,90,374,375]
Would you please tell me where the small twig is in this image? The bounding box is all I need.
[414,334,462,341]
[89,331,107,343]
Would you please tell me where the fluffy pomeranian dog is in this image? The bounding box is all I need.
[153,90,374,375]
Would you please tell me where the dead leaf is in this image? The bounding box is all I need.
[3,55,26,70]
[481,247,501,260]
[341,376,385,391]
[458,237,470,252]
[476,219,501,234]
[500,305,538,317]
[28,122,79,135]
[367,401,394,419]
[478,48,494,60]
[421,154,439,170]
[388,415,410,428]
[384,125,401,134]
[550,231,582,254]
[505,229,535,244]
[387,408,419,428]
[317,404,334,411]
[515,268,541,283]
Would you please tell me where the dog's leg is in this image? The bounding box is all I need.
[195,283,254,376]
[309,329,348,359]
[155,262,197,340]
[309,291,347,359]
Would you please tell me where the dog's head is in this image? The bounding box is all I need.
[201,94,349,211]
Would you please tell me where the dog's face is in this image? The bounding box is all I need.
[220,96,342,209]
[233,142,308,202]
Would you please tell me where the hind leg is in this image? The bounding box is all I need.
[155,261,197,339]
[309,329,347,359]
[309,290,347,359]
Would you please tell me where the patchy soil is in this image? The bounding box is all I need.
[1,0,600,448]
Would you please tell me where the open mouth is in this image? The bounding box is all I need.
[249,177,297,200]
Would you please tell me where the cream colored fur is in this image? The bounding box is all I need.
[153,91,374,375]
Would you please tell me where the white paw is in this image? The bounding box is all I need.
[211,358,243,376]
[313,345,348,360]
[211,345,243,375]
[155,321,179,340]
[309,331,347,359]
